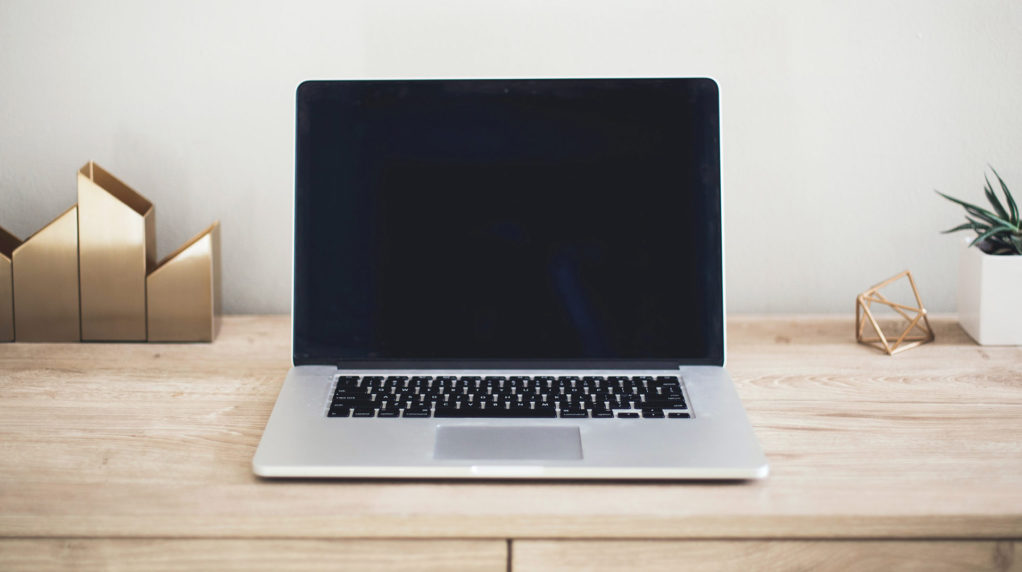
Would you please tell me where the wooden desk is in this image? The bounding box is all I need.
[1,316,1019,571]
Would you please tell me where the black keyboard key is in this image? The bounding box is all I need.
[668,412,692,418]
[332,393,362,402]
[328,406,350,417]
[641,400,687,410]
[433,406,481,417]
[617,412,639,418]
[402,408,431,418]
[377,408,400,417]
[335,400,375,412]
[512,406,557,417]
[433,405,556,418]
[642,408,665,418]
[591,410,614,418]
[506,406,556,418]
[560,410,588,418]
[352,407,375,417]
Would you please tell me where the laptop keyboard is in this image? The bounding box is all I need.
[327,375,691,419]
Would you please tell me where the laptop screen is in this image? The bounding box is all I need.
[293,78,723,366]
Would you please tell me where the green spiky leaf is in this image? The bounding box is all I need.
[983,176,1010,221]
[965,215,988,229]
[937,168,1022,255]
[990,166,1019,224]
[935,191,1010,226]
[970,225,1015,248]
[941,221,979,234]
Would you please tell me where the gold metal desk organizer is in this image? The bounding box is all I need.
[1,161,219,343]
[77,162,155,341]
[0,225,19,342]
[147,222,221,342]
[11,206,81,342]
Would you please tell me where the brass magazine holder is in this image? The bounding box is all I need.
[1,162,219,342]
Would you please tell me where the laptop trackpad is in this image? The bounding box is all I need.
[433,426,583,460]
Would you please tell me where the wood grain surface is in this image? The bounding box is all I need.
[0,539,507,572]
[513,540,1021,571]
[0,315,1019,541]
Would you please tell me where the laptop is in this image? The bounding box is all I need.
[253,78,768,479]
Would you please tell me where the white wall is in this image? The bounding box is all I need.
[1,0,1020,314]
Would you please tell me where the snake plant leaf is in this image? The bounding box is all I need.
[965,203,1014,229]
[942,221,980,234]
[983,175,1010,221]
[937,169,1022,255]
[965,215,988,228]
[990,167,1019,225]
[970,225,1015,248]
[965,206,1013,229]
[935,191,1005,225]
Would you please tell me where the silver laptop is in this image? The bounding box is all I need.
[253,78,768,479]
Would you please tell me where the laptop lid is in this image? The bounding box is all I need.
[293,78,723,368]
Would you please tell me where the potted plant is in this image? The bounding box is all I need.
[937,168,1022,345]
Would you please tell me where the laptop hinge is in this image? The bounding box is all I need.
[333,360,691,370]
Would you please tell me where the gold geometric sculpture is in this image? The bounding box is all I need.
[147,222,222,342]
[77,161,156,341]
[0,225,18,342]
[12,206,82,342]
[856,270,934,355]
[1,161,219,343]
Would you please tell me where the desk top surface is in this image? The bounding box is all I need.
[1,315,1019,540]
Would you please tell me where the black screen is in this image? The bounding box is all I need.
[293,79,723,366]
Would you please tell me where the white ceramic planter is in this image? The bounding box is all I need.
[957,241,1022,345]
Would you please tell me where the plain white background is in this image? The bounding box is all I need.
[1,0,1020,314]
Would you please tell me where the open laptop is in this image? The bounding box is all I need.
[253,78,768,479]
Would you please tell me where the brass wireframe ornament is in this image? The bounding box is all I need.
[856,270,934,355]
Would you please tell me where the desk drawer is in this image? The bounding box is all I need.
[513,540,1019,571]
[0,539,507,572]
